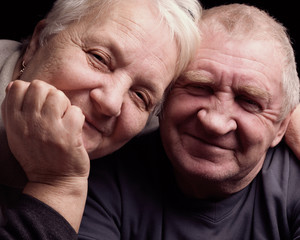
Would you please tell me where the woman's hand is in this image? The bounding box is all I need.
[1,80,90,231]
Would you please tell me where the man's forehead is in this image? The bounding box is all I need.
[181,70,272,101]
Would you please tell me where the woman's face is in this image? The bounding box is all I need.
[21,1,178,159]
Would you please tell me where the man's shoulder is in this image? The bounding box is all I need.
[263,141,300,173]
[255,141,300,235]
[261,141,300,197]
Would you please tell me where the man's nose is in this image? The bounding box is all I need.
[90,83,125,117]
[197,107,237,135]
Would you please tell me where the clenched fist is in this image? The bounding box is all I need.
[1,80,90,183]
[1,80,90,230]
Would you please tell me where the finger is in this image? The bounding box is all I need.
[22,80,57,114]
[62,105,86,153]
[41,88,71,120]
[62,105,85,133]
[4,80,30,112]
[5,81,14,93]
[1,81,30,127]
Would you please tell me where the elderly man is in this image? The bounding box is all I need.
[79,4,300,239]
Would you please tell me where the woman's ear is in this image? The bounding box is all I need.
[23,20,47,63]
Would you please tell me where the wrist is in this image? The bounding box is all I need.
[23,177,88,232]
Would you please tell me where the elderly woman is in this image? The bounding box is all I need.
[0,0,201,238]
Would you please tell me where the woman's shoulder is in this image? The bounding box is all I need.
[0,39,20,52]
[0,39,21,67]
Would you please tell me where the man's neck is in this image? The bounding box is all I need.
[173,164,263,200]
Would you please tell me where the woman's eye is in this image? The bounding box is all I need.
[93,54,107,65]
[135,92,145,101]
[92,53,111,69]
[87,50,111,72]
[131,90,152,111]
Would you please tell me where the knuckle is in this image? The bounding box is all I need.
[70,105,84,116]
[49,88,64,97]
[9,80,25,91]
[47,88,69,103]
[30,79,45,88]
[30,80,55,92]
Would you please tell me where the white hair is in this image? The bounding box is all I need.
[39,0,202,81]
[200,4,299,118]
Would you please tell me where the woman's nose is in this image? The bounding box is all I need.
[197,107,237,135]
[90,84,124,117]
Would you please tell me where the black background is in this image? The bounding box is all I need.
[1,0,299,73]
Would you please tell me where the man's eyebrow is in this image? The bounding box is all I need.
[181,71,271,101]
[236,85,271,102]
[179,70,215,84]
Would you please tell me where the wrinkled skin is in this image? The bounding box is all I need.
[160,33,292,199]
[1,0,179,230]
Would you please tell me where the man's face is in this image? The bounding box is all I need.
[160,33,289,191]
[23,1,178,159]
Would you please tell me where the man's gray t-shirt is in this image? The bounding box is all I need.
[79,130,300,240]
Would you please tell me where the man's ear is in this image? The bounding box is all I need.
[23,20,47,63]
[270,112,293,147]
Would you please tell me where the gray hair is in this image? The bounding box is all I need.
[39,0,201,81]
[200,4,299,118]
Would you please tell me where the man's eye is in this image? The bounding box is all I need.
[185,84,213,96]
[237,96,263,113]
